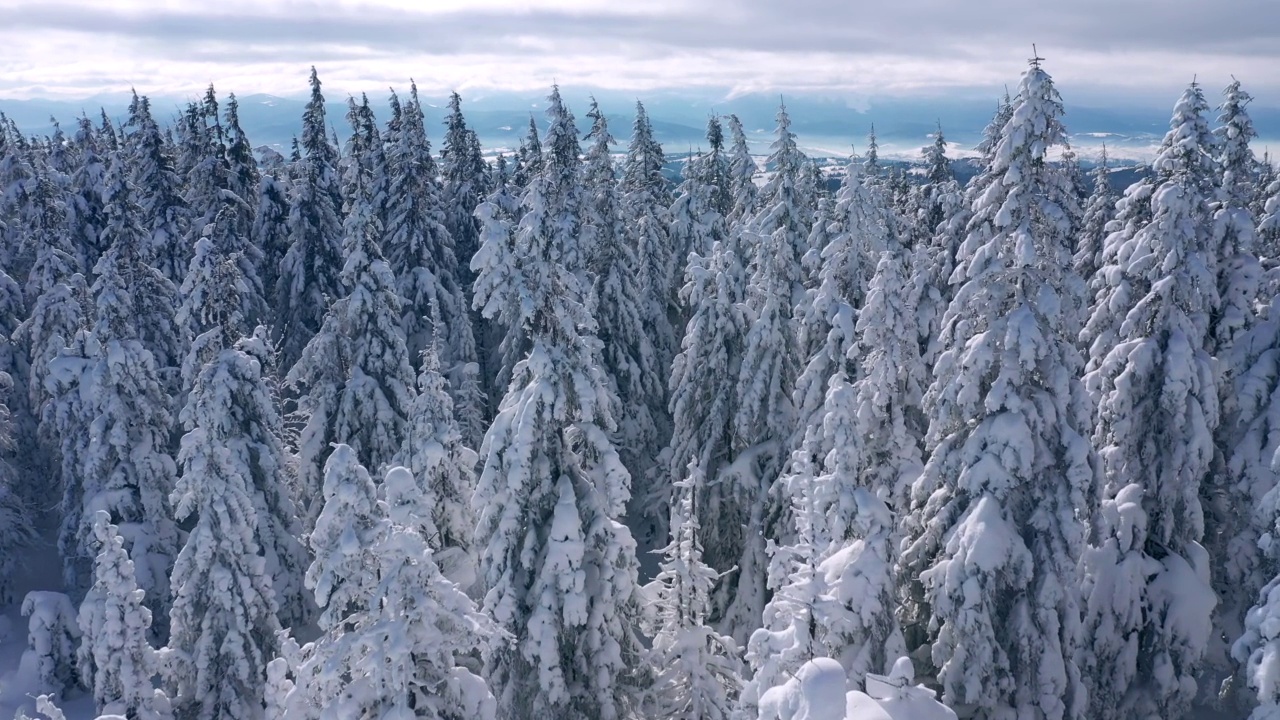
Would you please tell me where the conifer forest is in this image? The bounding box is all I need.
[0,53,1279,720]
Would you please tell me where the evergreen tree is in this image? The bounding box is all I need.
[1223,294,1280,715]
[14,271,87,500]
[274,67,345,371]
[441,91,489,282]
[1073,146,1116,285]
[792,159,887,454]
[1081,82,1221,720]
[167,325,286,719]
[72,161,179,630]
[1205,83,1265,682]
[899,58,1094,719]
[622,101,678,374]
[383,85,483,448]
[669,117,731,270]
[1210,79,1261,357]
[582,99,663,535]
[720,102,810,643]
[471,160,525,403]
[472,86,645,719]
[865,124,880,179]
[305,445,382,634]
[740,447,825,715]
[19,165,77,308]
[0,368,32,603]
[76,511,172,720]
[511,115,543,191]
[224,93,260,210]
[124,93,190,290]
[253,172,291,310]
[285,451,496,720]
[646,458,743,720]
[288,103,415,526]
[725,114,758,227]
[393,341,478,587]
[177,201,264,385]
[912,155,968,370]
[813,373,908,686]
[1259,174,1280,270]
[660,238,748,596]
[19,591,81,701]
[908,122,958,247]
[66,115,109,273]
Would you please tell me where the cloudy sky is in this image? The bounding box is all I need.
[1,0,1276,105]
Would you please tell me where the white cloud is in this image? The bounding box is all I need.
[0,0,1276,103]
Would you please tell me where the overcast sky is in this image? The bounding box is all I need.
[1,0,1276,105]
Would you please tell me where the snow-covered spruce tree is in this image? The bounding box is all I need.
[725,114,758,228]
[670,117,732,271]
[740,446,825,716]
[814,374,908,685]
[719,102,811,644]
[622,101,678,368]
[1080,82,1222,720]
[1210,79,1261,358]
[287,98,416,526]
[511,115,543,192]
[176,201,262,388]
[20,591,81,700]
[581,98,664,538]
[383,84,483,447]
[47,326,97,595]
[792,159,887,455]
[19,165,77,309]
[745,240,920,709]
[1072,146,1116,285]
[1204,82,1266,676]
[660,237,748,585]
[13,176,85,505]
[793,243,921,692]
[274,67,345,371]
[1224,294,1280,716]
[912,149,969,370]
[847,240,926,513]
[898,58,1095,720]
[66,115,110,273]
[976,89,1014,167]
[124,92,191,291]
[393,340,478,588]
[646,458,744,720]
[106,105,185,380]
[167,326,288,719]
[72,161,179,630]
[77,511,173,720]
[285,451,496,720]
[471,157,526,405]
[43,118,79,177]
[303,445,383,637]
[472,86,645,719]
[908,122,958,249]
[252,171,291,313]
[182,87,231,231]
[1082,82,1217,380]
[224,93,261,216]
[1259,173,1280,273]
[180,95,265,335]
[0,370,33,603]
[441,90,490,284]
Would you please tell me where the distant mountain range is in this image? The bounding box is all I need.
[3,88,1277,166]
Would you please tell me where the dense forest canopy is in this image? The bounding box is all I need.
[0,57,1278,720]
